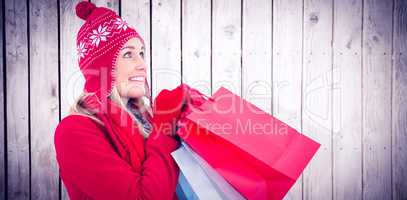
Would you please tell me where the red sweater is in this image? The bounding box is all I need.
[54,114,180,200]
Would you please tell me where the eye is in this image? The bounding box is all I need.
[139,51,145,58]
[123,51,132,58]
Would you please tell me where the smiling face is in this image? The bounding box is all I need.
[114,37,147,100]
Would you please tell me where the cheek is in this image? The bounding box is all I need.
[115,62,130,82]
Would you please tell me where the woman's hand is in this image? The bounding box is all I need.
[151,84,191,136]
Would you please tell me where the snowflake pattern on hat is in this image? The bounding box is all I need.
[114,18,130,31]
[90,24,111,47]
[77,41,87,59]
[76,15,140,64]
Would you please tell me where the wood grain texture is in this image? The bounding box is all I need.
[272,0,303,199]
[392,0,407,199]
[332,0,363,199]
[59,0,85,119]
[92,0,119,12]
[151,0,181,97]
[59,0,84,199]
[5,0,30,199]
[212,0,241,95]
[0,0,405,199]
[362,0,393,199]
[242,0,272,113]
[181,0,212,96]
[121,0,152,95]
[302,0,333,199]
[0,0,5,198]
[29,0,60,199]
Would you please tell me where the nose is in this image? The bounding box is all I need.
[135,63,146,70]
[133,55,146,71]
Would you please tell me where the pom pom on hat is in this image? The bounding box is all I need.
[76,1,96,20]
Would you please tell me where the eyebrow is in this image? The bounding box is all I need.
[120,46,145,51]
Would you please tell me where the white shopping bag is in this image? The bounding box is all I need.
[172,142,245,200]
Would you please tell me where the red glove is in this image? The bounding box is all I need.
[177,86,207,120]
[152,84,191,136]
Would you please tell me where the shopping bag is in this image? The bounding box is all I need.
[182,142,245,199]
[175,172,198,200]
[177,86,321,200]
[172,142,246,200]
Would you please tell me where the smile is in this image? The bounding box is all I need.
[128,76,145,82]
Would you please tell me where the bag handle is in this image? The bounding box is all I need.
[186,86,215,102]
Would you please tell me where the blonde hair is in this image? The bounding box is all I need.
[69,86,153,138]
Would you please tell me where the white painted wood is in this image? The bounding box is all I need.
[362,0,393,199]
[302,0,333,199]
[392,0,407,199]
[59,0,86,199]
[92,0,119,11]
[59,0,85,119]
[272,0,303,199]
[332,0,363,199]
[5,0,30,199]
[151,0,181,97]
[0,0,5,198]
[121,0,152,96]
[242,0,272,113]
[181,0,212,96]
[212,0,241,95]
[29,0,60,199]
[1,1,406,199]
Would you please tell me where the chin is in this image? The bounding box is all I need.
[126,87,146,98]
[127,92,145,99]
[117,83,146,99]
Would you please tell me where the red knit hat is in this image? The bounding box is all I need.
[75,0,148,102]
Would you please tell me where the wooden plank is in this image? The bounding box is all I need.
[242,0,272,113]
[332,0,363,199]
[0,0,5,198]
[362,0,393,199]
[151,0,181,97]
[92,0,119,12]
[272,0,303,199]
[392,0,407,199]
[302,0,333,199]
[121,0,152,96]
[212,0,241,95]
[29,0,60,199]
[181,0,211,95]
[59,0,85,199]
[59,0,84,118]
[5,0,30,199]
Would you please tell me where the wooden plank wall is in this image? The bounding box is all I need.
[333,0,362,199]
[363,0,393,199]
[0,0,406,199]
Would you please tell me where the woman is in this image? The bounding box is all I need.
[54,1,188,199]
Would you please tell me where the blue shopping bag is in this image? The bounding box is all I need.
[176,172,199,200]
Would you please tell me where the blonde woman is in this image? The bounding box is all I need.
[54,1,188,199]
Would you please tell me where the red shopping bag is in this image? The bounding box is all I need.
[177,86,320,200]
